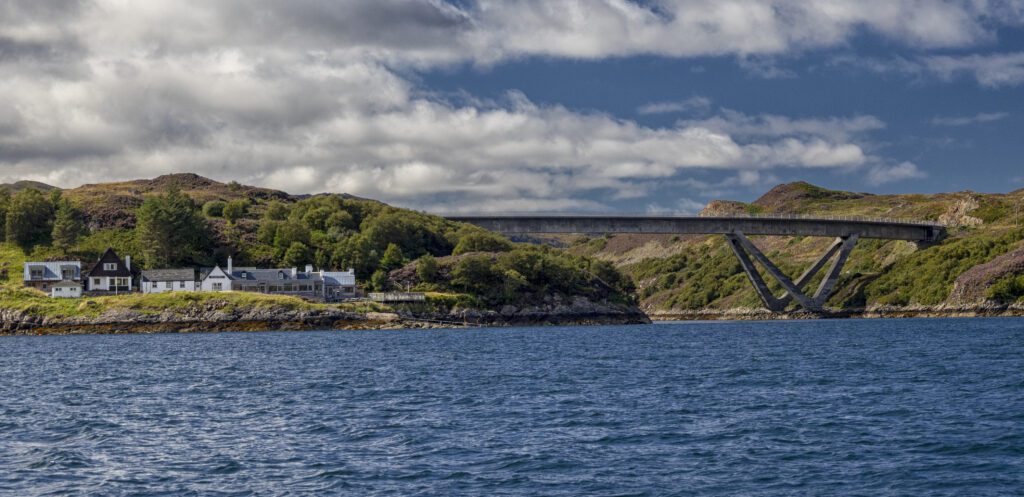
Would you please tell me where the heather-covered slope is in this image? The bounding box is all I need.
[570,182,1024,315]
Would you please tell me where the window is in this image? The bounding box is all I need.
[178,281,186,289]
[212,283,223,291]
[93,278,101,286]
[62,269,75,280]
[29,268,44,280]
[104,263,117,271]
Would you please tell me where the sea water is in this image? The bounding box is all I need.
[1,318,1022,495]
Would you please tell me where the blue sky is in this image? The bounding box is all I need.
[2,1,1023,213]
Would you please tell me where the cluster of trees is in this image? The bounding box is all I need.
[1,184,637,299]
[403,245,635,306]
[0,189,87,251]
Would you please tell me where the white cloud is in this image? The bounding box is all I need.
[835,52,1024,88]
[637,96,712,115]
[0,0,974,212]
[924,52,1024,87]
[930,112,1010,126]
[867,162,927,185]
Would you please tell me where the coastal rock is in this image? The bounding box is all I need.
[948,246,1024,304]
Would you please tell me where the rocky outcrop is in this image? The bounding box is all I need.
[948,246,1024,304]
[0,295,650,335]
[649,303,1024,321]
[398,294,650,327]
[939,196,983,228]
[0,304,377,335]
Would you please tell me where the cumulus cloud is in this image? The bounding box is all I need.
[3,0,995,210]
[867,162,927,186]
[931,112,1010,126]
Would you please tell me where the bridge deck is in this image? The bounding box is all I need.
[448,215,944,242]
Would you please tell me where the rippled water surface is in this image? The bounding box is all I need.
[2,319,1023,496]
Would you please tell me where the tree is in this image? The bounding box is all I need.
[451,254,499,295]
[282,241,311,267]
[135,187,207,268]
[264,201,290,221]
[51,199,86,251]
[453,231,513,255]
[370,269,391,292]
[202,201,226,218]
[380,243,406,272]
[302,207,333,231]
[0,190,10,240]
[325,211,355,232]
[416,254,438,283]
[5,188,54,249]
[273,221,310,251]
[332,234,375,279]
[222,199,249,224]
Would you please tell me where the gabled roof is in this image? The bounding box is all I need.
[230,268,323,283]
[87,248,132,277]
[142,268,195,282]
[322,271,356,286]
[23,261,81,281]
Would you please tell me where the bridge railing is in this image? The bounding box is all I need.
[447,212,944,227]
[695,212,944,227]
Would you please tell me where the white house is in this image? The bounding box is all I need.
[199,257,358,300]
[23,261,81,293]
[141,269,197,294]
[86,248,133,293]
[51,280,83,298]
[200,264,234,292]
[321,269,358,301]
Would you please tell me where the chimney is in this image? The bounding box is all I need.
[291,267,298,277]
[125,255,131,271]
[227,256,233,273]
[305,264,313,274]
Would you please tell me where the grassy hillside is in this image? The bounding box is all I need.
[0,174,638,317]
[570,182,1024,312]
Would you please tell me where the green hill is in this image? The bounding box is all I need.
[0,174,641,328]
[569,182,1024,314]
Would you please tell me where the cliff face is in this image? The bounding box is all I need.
[570,182,1024,314]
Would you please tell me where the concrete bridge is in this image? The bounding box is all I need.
[448,215,945,313]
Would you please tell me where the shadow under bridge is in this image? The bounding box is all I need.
[447,215,945,313]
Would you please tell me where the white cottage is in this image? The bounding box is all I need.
[51,280,83,298]
[200,264,234,292]
[141,269,197,293]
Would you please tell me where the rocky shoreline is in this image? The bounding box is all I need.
[4,301,1021,336]
[648,303,1024,321]
[0,299,650,336]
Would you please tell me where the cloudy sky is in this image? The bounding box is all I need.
[2,0,1023,213]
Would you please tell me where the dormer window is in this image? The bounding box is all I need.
[29,268,44,280]
[104,263,117,271]
[241,271,247,279]
[278,271,285,279]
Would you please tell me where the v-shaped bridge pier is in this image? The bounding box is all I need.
[725,232,859,312]
[447,214,944,313]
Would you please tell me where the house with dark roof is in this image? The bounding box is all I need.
[23,260,81,293]
[141,268,197,293]
[199,256,358,300]
[86,248,133,292]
